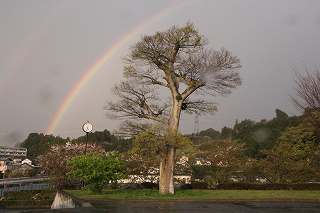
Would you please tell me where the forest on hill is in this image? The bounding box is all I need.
[195,109,300,157]
[17,107,320,185]
[20,109,299,161]
[18,129,132,162]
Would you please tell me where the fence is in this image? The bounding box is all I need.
[0,177,50,196]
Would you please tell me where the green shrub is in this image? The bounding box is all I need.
[68,153,125,193]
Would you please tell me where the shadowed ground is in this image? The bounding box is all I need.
[2,201,320,213]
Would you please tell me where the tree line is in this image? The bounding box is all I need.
[17,107,320,189]
[18,129,132,163]
[189,110,320,185]
[195,109,300,157]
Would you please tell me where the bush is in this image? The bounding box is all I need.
[215,183,320,190]
[141,182,158,189]
[68,153,125,193]
[190,181,209,189]
[170,182,320,190]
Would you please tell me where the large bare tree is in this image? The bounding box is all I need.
[293,70,320,111]
[292,70,320,137]
[108,23,241,194]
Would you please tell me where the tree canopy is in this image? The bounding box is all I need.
[108,23,241,133]
[107,23,242,194]
[68,153,125,192]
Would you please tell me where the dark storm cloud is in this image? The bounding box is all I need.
[1,131,23,147]
[37,87,54,105]
[1,0,320,144]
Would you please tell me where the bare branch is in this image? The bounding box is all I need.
[182,99,217,115]
[114,121,153,137]
[177,48,241,99]
[108,23,241,138]
[124,65,168,87]
[292,70,320,111]
[107,81,168,123]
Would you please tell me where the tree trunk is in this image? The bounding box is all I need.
[159,100,181,194]
[159,146,175,194]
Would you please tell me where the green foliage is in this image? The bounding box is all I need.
[190,109,320,184]
[68,189,320,201]
[278,110,320,145]
[39,143,105,189]
[258,111,320,183]
[3,190,55,201]
[130,130,162,158]
[130,128,193,158]
[18,109,320,186]
[68,153,125,193]
[74,129,132,153]
[191,139,245,185]
[221,127,233,139]
[192,109,299,157]
[277,124,317,145]
[125,129,194,180]
[6,166,38,178]
[124,131,161,181]
[259,141,319,183]
[18,129,131,163]
[232,109,300,157]
[0,190,55,208]
[198,128,221,139]
[196,127,233,141]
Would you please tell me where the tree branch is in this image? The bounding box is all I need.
[182,99,217,114]
[107,81,168,123]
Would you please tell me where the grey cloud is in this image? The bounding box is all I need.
[37,87,54,105]
[1,0,320,143]
[314,15,320,25]
[285,14,299,27]
[1,131,23,147]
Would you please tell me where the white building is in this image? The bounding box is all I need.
[22,158,32,165]
[0,146,27,158]
[0,146,29,174]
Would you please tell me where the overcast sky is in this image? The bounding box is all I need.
[1,0,320,146]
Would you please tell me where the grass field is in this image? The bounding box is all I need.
[67,189,320,201]
[0,190,55,208]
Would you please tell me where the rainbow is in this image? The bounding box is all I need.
[46,2,189,134]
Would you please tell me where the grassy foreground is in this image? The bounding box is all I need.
[0,190,55,209]
[67,189,320,201]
